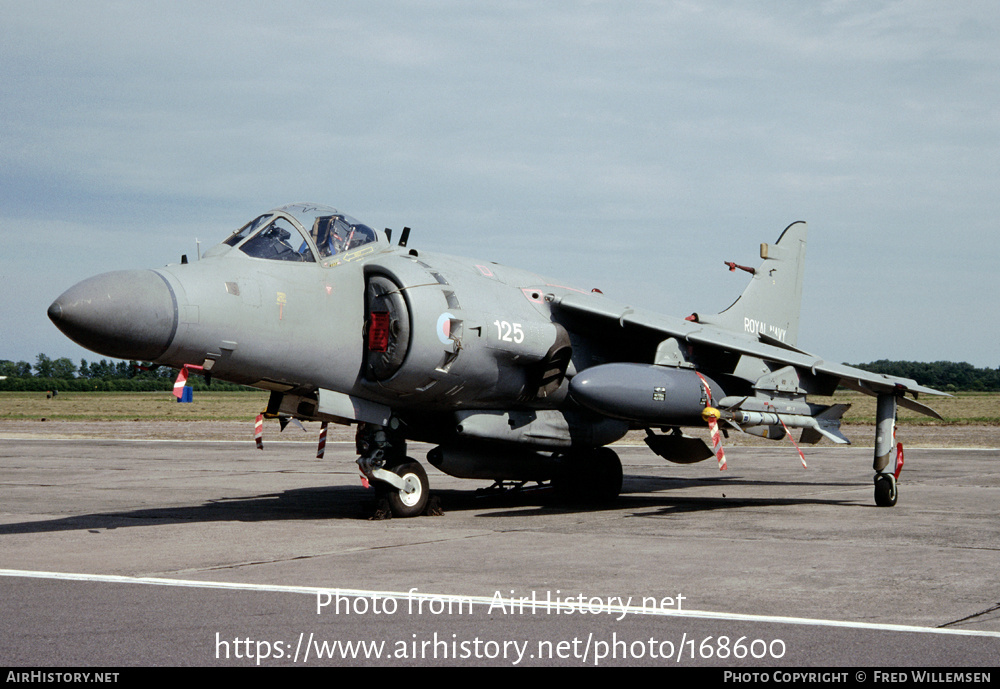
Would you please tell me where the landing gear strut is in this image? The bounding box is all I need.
[873,393,900,508]
[356,422,431,518]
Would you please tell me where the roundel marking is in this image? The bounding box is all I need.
[436,312,455,345]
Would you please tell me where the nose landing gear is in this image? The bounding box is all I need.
[356,422,433,518]
[376,460,430,518]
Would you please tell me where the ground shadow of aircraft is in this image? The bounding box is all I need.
[0,474,867,534]
[0,486,373,534]
[434,472,864,518]
[49,203,945,516]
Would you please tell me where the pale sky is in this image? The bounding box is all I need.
[2,1,998,368]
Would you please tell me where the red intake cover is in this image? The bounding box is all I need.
[368,312,390,352]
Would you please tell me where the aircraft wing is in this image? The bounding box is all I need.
[552,292,947,416]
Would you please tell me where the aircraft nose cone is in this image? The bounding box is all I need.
[48,270,177,360]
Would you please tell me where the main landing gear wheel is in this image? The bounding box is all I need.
[377,460,429,518]
[556,447,623,504]
[874,474,898,507]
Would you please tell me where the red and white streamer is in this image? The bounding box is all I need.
[707,417,727,471]
[777,417,807,468]
[172,364,205,399]
[696,371,727,471]
[316,422,328,459]
[254,414,263,450]
[172,368,188,399]
[894,442,904,479]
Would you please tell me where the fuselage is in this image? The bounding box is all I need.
[48,203,659,417]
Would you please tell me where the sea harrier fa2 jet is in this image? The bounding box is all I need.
[48,203,945,516]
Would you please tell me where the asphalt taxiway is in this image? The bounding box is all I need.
[1,437,997,666]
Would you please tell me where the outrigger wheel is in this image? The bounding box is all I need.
[376,459,429,518]
[874,474,898,507]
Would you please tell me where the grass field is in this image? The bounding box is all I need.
[0,390,270,422]
[1,390,998,425]
[809,391,1000,425]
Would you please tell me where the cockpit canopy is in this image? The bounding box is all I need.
[216,203,379,263]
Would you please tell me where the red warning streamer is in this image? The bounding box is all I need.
[317,422,328,459]
[172,368,188,399]
[254,414,264,450]
[708,417,727,471]
[777,417,808,469]
[696,372,727,471]
[894,442,904,479]
[172,364,205,399]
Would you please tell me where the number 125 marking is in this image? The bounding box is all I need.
[493,320,524,344]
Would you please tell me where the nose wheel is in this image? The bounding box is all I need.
[356,423,430,518]
[376,460,430,518]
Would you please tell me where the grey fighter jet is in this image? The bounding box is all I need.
[48,203,945,516]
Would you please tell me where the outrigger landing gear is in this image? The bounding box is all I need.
[872,392,900,507]
[874,473,898,507]
[356,423,430,518]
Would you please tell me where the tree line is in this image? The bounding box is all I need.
[2,354,998,392]
[0,354,249,392]
[849,360,1000,392]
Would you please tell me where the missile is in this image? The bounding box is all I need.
[702,405,850,444]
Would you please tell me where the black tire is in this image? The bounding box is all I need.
[590,447,623,503]
[556,448,623,504]
[378,460,429,518]
[874,475,897,507]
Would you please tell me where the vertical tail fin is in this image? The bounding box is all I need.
[699,221,807,347]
